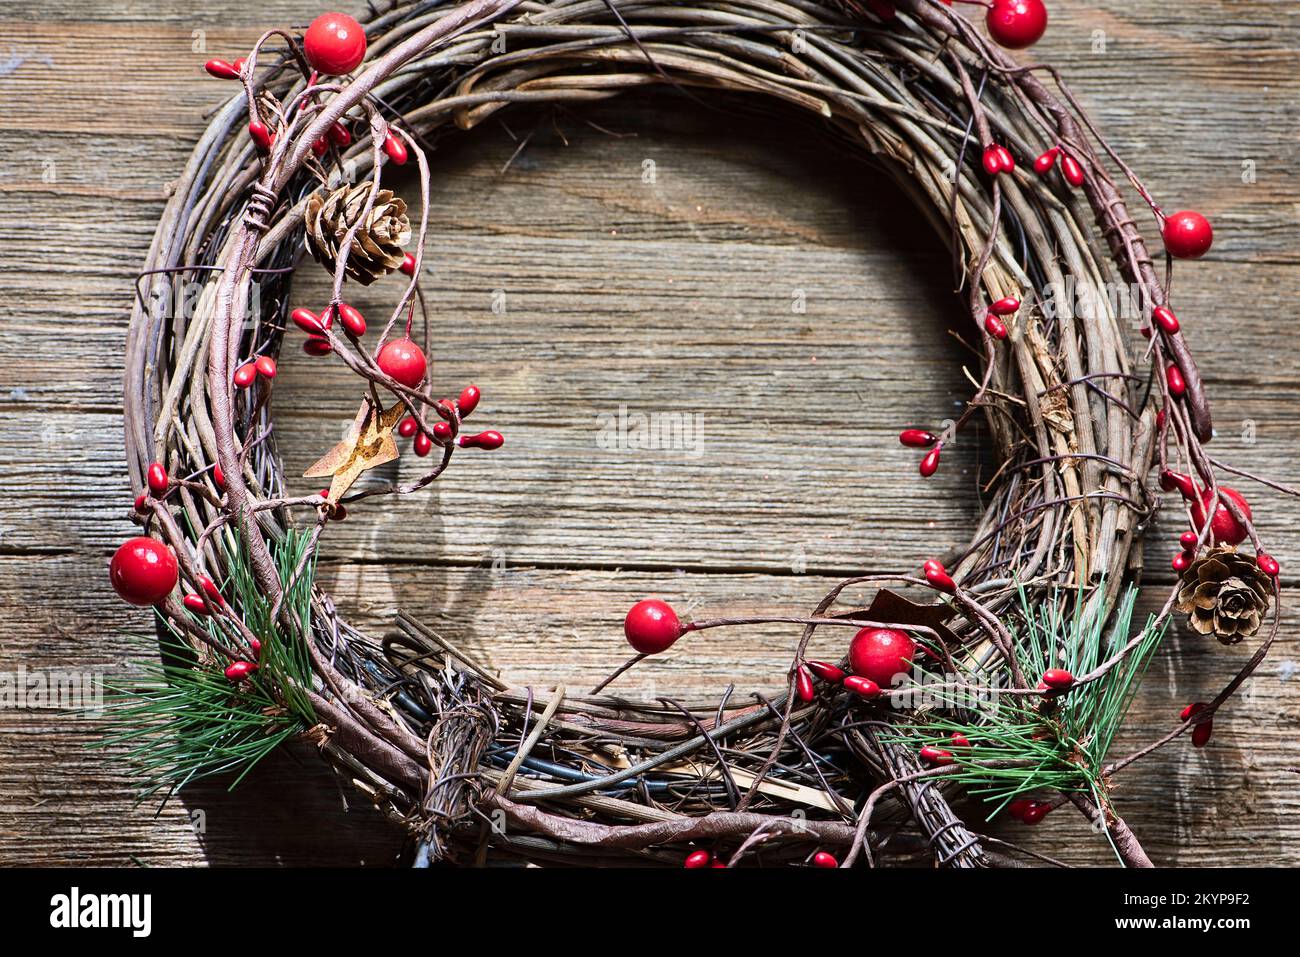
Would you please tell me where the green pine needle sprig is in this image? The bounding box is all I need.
[98,528,318,803]
[882,584,1165,821]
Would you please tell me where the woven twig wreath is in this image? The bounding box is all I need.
[117,0,1285,868]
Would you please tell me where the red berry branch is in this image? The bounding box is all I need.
[114,0,1290,869]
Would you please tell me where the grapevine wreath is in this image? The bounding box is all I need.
[112,0,1289,868]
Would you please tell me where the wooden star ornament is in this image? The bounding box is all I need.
[303,396,406,505]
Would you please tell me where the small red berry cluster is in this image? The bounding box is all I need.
[397,384,504,457]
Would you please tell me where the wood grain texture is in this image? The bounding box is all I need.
[0,1,1297,867]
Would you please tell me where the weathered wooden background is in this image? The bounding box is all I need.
[1,1,1297,867]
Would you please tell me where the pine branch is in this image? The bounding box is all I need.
[97,528,319,802]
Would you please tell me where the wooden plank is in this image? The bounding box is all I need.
[0,1,1298,866]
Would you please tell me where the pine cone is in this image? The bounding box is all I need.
[1175,546,1271,644]
[304,182,411,285]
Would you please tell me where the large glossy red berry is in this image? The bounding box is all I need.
[848,627,916,688]
[303,13,367,75]
[1163,473,1253,546]
[986,0,1048,49]
[110,537,179,606]
[1163,210,1214,260]
[624,599,682,655]
[376,338,427,388]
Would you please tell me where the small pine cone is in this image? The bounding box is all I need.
[304,182,411,285]
[1175,546,1271,644]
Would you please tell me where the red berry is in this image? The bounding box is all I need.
[899,429,937,449]
[303,336,332,357]
[1181,703,1213,748]
[848,628,916,688]
[255,355,277,379]
[805,660,846,683]
[1172,551,1192,573]
[182,593,211,616]
[383,130,408,165]
[920,746,954,766]
[1007,798,1034,820]
[1181,701,1206,721]
[224,660,258,682]
[458,385,481,418]
[1163,473,1252,546]
[303,12,367,75]
[328,121,352,147]
[133,493,147,512]
[950,732,971,748]
[110,537,179,606]
[398,417,418,438]
[1257,553,1280,577]
[204,59,240,80]
[233,363,258,388]
[147,462,168,497]
[213,464,226,491]
[248,120,273,152]
[624,599,682,655]
[400,252,417,276]
[334,303,367,338]
[923,558,946,575]
[432,421,452,443]
[376,338,427,388]
[312,136,328,157]
[919,447,941,477]
[989,297,1020,316]
[1166,364,1186,397]
[1033,148,1059,175]
[1041,668,1074,690]
[1022,802,1051,824]
[994,146,1015,173]
[1179,531,1199,550]
[982,145,1005,176]
[1152,306,1181,335]
[458,430,504,450]
[1061,153,1085,187]
[1163,210,1214,260]
[986,0,1048,49]
[811,851,838,868]
[201,576,224,606]
[795,665,816,703]
[925,567,957,594]
[985,314,1008,340]
[292,307,330,335]
[684,850,712,869]
[413,431,432,457]
[842,676,881,699]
